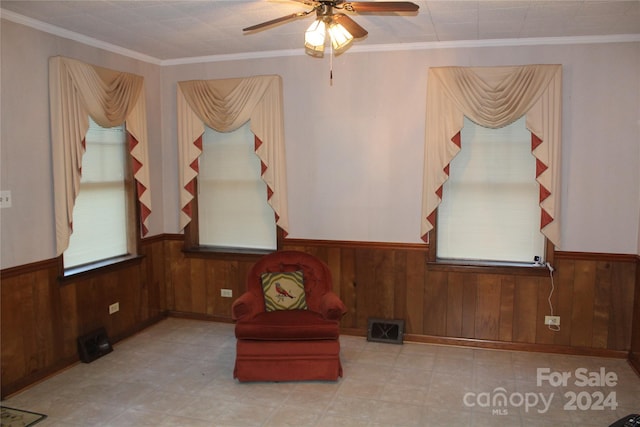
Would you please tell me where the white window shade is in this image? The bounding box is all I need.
[64,120,128,268]
[198,123,276,250]
[437,117,545,263]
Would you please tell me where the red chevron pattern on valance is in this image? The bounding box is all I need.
[421,65,562,248]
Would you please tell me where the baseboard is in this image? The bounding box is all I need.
[1,355,78,399]
[167,311,235,324]
[401,333,629,359]
[629,351,640,377]
[164,315,635,361]
[367,318,405,344]
[0,313,168,400]
[111,312,168,343]
[340,327,367,337]
[338,328,628,358]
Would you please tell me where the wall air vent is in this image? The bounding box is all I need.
[77,327,113,363]
[367,318,405,344]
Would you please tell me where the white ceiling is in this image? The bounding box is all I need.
[1,0,639,63]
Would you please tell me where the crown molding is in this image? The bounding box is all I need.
[3,8,639,67]
[0,9,162,65]
[348,33,640,55]
[159,48,306,66]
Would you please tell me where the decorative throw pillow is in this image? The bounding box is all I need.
[261,270,308,312]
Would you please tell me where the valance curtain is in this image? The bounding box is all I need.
[421,64,562,247]
[49,56,151,256]
[177,75,289,234]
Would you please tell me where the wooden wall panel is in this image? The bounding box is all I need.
[1,238,167,398]
[170,248,192,313]
[475,274,501,341]
[140,239,166,318]
[461,274,478,339]
[208,259,243,318]
[285,240,637,355]
[165,239,261,319]
[326,248,343,299]
[535,275,554,346]
[1,276,32,387]
[357,249,397,325]
[190,258,208,314]
[404,251,425,334]
[424,270,448,336]
[513,277,538,343]
[392,252,407,323]
[592,262,612,349]
[608,261,636,350]
[207,260,223,316]
[445,272,464,337]
[498,276,515,342]
[163,240,180,310]
[3,236,638,397]
[555,259,575,345]
[338,249,357,329]
[280,241,636,355]
[570,260,596,347]
[59,281,79,357]
[630,257,640,374]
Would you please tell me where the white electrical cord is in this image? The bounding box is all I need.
[546,262,560,332]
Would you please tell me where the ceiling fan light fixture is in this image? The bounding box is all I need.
[304,19,326,54]
[243,1,419,58]
[328,21,353,51]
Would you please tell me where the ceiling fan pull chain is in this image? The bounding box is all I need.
[330,43,334,85]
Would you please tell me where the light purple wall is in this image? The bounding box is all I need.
[2,18,639,268]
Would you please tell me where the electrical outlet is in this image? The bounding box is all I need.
[220,289,233,298]
[544,315,560,326]
[0,191,12,208]
[109,302,120,314]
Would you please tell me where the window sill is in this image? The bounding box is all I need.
[427,259,552,276]
[60,254,144,283]
[182,246,273,261]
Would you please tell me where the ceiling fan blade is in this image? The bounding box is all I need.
[344,1,419,13]
[243,11,311,32]
[333,13,368,39]
[288,0,319,6]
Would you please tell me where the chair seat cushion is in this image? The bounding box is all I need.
[235,309,339,341]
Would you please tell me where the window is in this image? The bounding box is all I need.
[63,118,136,269]
[436,116,546,264]
[194,122,277,251]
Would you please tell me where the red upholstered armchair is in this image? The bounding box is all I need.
[232,250,347,382]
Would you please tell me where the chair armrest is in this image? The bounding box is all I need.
[319,291,347,321]
[232,291,263,321]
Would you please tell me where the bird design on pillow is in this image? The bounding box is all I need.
[275,282,295,301]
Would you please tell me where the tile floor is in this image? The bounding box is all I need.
[3,317,639,426]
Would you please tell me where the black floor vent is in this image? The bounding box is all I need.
[77,327,113,363]
[367,318,405,344]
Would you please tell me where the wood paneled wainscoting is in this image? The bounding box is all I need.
[282,241,637,357]
[3,235,639,397]
[631,255,640,375]
[167,236,638,359]
[0,236,167,399]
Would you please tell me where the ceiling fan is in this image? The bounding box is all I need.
[243,1,420,56]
